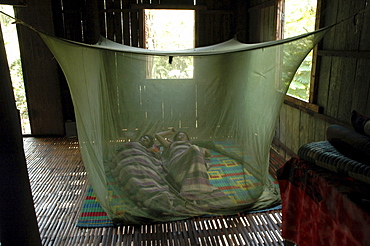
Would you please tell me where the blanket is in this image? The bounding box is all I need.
[109,142,178,219]
[164,141,233,209]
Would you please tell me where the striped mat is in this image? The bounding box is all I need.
[77,185,281,228]
[77,186,115,227]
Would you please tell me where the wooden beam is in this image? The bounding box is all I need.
[309,0,322,105]
[0,0,26,6]
[284,95,322,113]
[248,0,275,12]
[318,49,370,59]
[272,138,297,157]
[284,95,352,129]
[130,4,207,10]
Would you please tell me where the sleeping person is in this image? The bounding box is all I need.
[109,134,175,218]
[109,132,233,221]
[155,129,233,207]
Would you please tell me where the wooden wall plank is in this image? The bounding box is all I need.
[247,9,259,43]
[235,1,248,42]
[268,4,275,40]
[113,0,123,43]
[15,0,64,135]
[326,57,342,119]
[196,10,234,46]
[105,0,115,41]
[122,11,130,45]
[60,0,83,41]
[352,59,370,115]
[316,0,339,113]
[337,57,357,122]
[51,0,64,37]
[84,0,100,44]
[316,56,331,113]
[313,117,327,142]
[278,105,287,158]
[326,0,364,120]
[97,0,107,37]
[261,7,267,41]
[366,86,370,116]
[284,105,293,154]
[354,3,370,116]
[247,0,276,43]
[299,112,313,148]
[290,107,300,154]
[325,0,347,119]
[358,3,370,51]
[130,10,140,47]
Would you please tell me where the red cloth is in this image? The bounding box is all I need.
[277,157,370,246]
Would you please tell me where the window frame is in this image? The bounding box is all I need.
[279,0,323,114]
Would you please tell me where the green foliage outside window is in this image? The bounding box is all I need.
[1,5,30,134]
[148,56,193,79]
[284,0,317,101]
[144,9,194,79]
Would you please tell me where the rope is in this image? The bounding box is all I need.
[0,10,38,32]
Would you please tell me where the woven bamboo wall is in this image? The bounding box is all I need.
[53,0,236,47]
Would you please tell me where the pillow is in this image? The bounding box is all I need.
[351,110,370,137]
[326,124,370,164]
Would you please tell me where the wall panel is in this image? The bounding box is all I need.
[15,0,64,136]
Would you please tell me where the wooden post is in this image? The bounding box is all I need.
[0,23,41,245]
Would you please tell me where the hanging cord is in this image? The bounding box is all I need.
[0,10,38,33]
[332,5,370,28]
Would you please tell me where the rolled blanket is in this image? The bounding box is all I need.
[326,124,370,164]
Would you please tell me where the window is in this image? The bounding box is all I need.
[283,0,318,102]
[144,9,195,79]
[0,5,30,134]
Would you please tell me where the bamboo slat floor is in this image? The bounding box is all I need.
[23,137,286,246]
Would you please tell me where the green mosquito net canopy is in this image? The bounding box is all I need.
[40,27,329,225]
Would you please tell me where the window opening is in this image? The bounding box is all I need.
[0,5,30,134]
[144,9,195,79]
[283,0,317,102]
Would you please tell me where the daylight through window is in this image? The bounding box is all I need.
[284,0,317,101]
[0,5,30,134]
[144,9,195,79]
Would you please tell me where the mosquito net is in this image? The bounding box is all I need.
[40,27,330,224]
